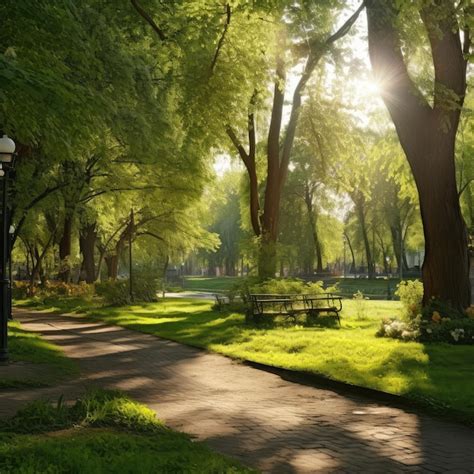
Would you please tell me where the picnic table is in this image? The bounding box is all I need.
[247,293,342,324]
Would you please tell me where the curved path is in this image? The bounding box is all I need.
[1,308,473,473]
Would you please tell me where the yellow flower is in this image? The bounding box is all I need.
[465,306,474,319]
[432,311,442,323]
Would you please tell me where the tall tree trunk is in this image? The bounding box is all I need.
[79,223,97,284]
[304,187,323,273]
[354,195,375,278]
[389,225,402,272]
[345,232,357,274]
[105,255,118,280]
[59,215,72,282]
[367,0,471,308]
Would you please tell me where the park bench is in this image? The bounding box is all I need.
[248,293,342,324]
[214,293,244,310]
[214,293,230,310]
[302,293,342,325]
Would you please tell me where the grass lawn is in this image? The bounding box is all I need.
[184,276,242,292]
[0,321,78,388]
[17,296,474,423]
[0,390,252,473]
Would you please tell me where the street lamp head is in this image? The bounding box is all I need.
[0,134,15,164]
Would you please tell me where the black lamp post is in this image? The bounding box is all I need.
[0,134,16,364]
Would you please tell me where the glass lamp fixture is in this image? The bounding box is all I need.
[0,135,16,164]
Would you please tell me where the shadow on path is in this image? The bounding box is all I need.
[1,308,472,473]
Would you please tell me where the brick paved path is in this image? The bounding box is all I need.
[1,309,473,473]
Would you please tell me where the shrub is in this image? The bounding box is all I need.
[132,272,162,303]
[95,280,130,306]
[376,318,420,341]
[395,280,423,321]
[420,318,474,344]
[96,274,161,306]
[12,281,30,299]
[352,290,369,320]
[377,296,474,345]
[247,278,335,296]
[13,281,95,300]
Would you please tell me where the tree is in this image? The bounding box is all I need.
[366,0,472,308]
[227,2,365,279]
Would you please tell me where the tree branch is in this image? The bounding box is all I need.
[226,125,249,165]
[279,3,365,191]
[130,0,166,41]
[420,2,467,113]
[458,178,473,197]
[210,4,231,73]
[325,1,366,46]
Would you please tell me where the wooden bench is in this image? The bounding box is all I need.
[214,293,244,310]
[214,293,230,310]
[302,293,342,325]
[248,293,342,324]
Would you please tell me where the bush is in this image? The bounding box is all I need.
[376,318,420,341]
[395,279,423,321]
[352,291,369,320]
[377,296,474,345]
[95,280,131,306]
[13,281,95,300]
[245,278,336,296]
[96,274,161,306]
[133,272,162,303]
[12,281,30,299]
[420,318,474,344]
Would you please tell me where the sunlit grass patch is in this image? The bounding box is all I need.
[0,390,253,473]
[1,321,78,388]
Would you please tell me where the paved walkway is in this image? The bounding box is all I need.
[1,309,473,473]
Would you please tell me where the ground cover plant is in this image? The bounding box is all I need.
[0,390,253,473]
[0,321,78,388]
[18,296,474,423]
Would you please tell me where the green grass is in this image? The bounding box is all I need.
[0,389,253,473]
[184,276,242,292]
[326,277,401,298]
[17,296,474,423]
[0,321,78,388]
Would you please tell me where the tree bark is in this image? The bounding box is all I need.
[353,193,375,278]
[105,255,119,280]
[79,222,97,283]
[59,215,72,282]
[366,0,471,307]
[304,186,323,273]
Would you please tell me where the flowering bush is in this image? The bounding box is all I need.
[377,297,474,345]
[419,318,474,344]
[376,318,420,341]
